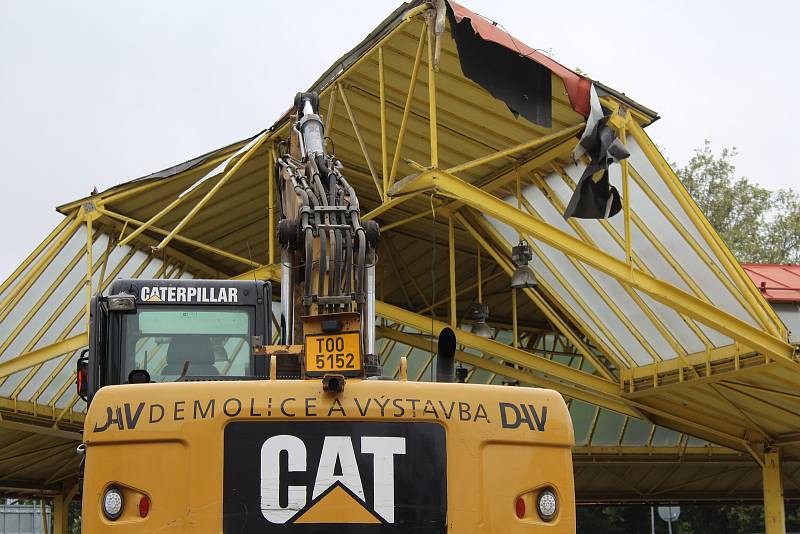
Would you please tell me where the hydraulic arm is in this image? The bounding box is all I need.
[275,92,380,379]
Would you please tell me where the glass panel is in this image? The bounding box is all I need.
[551,354,572,366]
[591,410,626,446]
[469,365,493,384]
[123,306,252,381]
[138,310,249,336]
[569,399,596,446]
[406,348,432,381]
[621,417,652,446]
[651,426,680,447]
[686,436,709,447]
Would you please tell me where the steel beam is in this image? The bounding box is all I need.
[153,131,270,251]
[448,215,457,326]
[390,169,796,363]
[377,326,638,417]
[0,334,87,379]
[362,191,423,221]
[426,18,438,168]
[268,146,276,264]
[444,124,584,176]
[386,24,427,192]
[375,300,619,395]
[338,82,382,197]
[231,264,281,282]
[378,47,388,201]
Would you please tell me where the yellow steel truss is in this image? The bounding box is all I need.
[390,169,795,364]
[0,3,797,532]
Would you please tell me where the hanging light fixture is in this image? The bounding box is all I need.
[511,240,537,289]
[471,246,493,338]
[510,174,537,289]
[470,303,493,338]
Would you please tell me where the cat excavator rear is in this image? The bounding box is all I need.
[77,92,576,533]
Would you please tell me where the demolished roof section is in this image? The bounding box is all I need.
[448,0,591,120]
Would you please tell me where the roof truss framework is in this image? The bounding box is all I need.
[0,0,797,510]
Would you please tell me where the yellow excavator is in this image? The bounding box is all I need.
[76,92,576,532]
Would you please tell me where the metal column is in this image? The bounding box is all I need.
[763,449,786,534]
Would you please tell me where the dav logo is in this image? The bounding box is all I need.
[223,421,447,533]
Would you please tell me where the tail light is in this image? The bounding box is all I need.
[515,497,526,519]
[102,487,124,520]
[76,349,89,400]
[138,495,150,517]
[536,488,558,522]
[515,487,559,522]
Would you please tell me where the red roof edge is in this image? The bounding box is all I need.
[741,263,800,302]
[448,0,592,117]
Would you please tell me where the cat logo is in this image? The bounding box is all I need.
[223,421,447,533]
[261,435,404,524]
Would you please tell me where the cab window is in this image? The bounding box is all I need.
[122,306,252,382]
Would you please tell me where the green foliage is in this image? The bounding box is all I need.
[70,500,81,534]
[676,141,800,263]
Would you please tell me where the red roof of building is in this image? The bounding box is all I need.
[741,264,800,302]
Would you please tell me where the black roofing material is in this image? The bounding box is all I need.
[563,119,630,220]
[447,6,552,128]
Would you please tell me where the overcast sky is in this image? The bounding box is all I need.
[1,0,797,278]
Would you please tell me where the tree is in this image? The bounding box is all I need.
[676,141,800,263]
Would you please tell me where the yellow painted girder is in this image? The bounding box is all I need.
[444,123,584,176]
[0,334,87,380]
[391,170,796,364]
[377,326,638,417]
[376,300,619,395]
[231,264,281,282]
[99,208,262,268]
[457,212,622,379]
[152,131,271,252]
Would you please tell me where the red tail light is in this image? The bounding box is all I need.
[138,495,150,518]
[76,352,88,399]
[515,496,526,519]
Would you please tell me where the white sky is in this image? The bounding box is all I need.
[1,0,798,278]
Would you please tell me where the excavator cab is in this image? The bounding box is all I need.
[78,279,271,403]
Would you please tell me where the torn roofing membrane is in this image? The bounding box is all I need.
[447,0,592,119]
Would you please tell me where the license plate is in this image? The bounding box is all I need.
[305,332,361,373]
